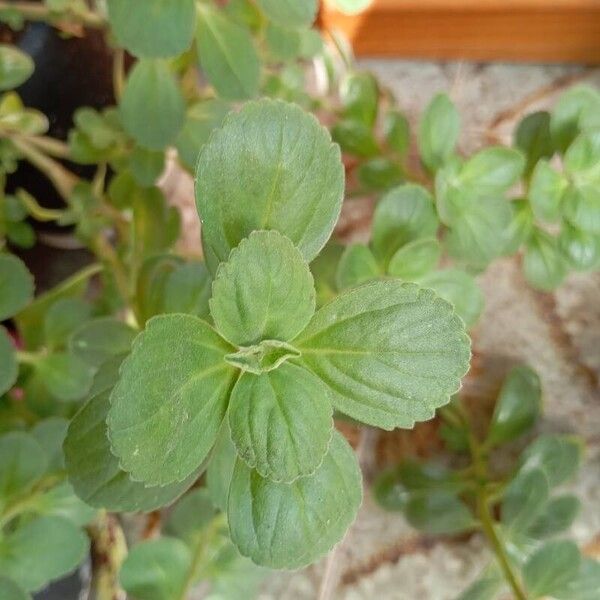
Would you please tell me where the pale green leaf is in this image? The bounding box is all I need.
[228,431,362,569]
[0,45,33,90]
[119,538,191,600]
[297,281,471,429]
[196,5,260,100]
[228,362,332,482]
[419,93,460,173]
[0,326,17,395]
[256,0,317,28]
[108,314,236,486]
[559,223,600,271]
[523,229,566,291]
[107,0,196,58]
[340,71,379,126]
[459,147,525,193]
[388,237,440,280]
[119,60,185,150]
[0,516,88,592]
[371,184,439,267]
[383,110,410,155]
[31,482,96,527]
[528,159,567,222]
[0,254,34,321]
[523,541,581,599]
[487,366,541,446]
[501,467,549,533]
[564,131,600,175]
[563,184,600,235]
[35,353,94,402]
[554,558,600,600]
[0,432,46,500]
[405,491,476,534]
[196,99,344,273]
[332,0,373,14]
[43,298,91,350]
[336,243,380,290]
[210,230,315,346]
[528,495,581,539]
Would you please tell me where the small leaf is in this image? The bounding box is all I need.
[336,243,380,290]
[69,317,136,368]
[528,159,567,222]
[228,430,362,569]
[175,100,229,171]
[107,0,196,58]
[417,269,484,328]
[0,254,34,321]
[554,558,600,600]
[523,229,566,291]
[528,495,581,539]
[297,280,470,429]
[0,577,30,600]
[35,353,94,402]
[31,482,96,527]
[129,146,165,187]
[514,111,554,177]
[405,491,476,535]
[265,23,302,62]
[551,85,600,153]
[311,242,344,307]
[459,147,525,193]
[256,0,317,28]
[383,110,410,155]
[486,365,541,447]
[356,157,403,191]
[331,119,379,157]
[519,434,583,487]
[563,184,600,235]
[165,488,217,543]
[0,326,17,395]
[228,362,332,482]
[210,231,315,346]
[196,5,260,100]
[559,223,600,271]
[457,565,505,600]
[31,417,68,472]
[564,131,600,176]
[0,516,88,592]
[163,262,211,319]
[108,314,236,486]
[119,538,191,600]
[388,237,440,280]
[0,432,46,500]
[419,93,460,173]
[501,467,549,533]
[196,99,344,274]
[523,540,581,599]
[340,71,379,126]
[0,45,33,90]
[372,184,439,267]
[206,424,237,512]
[43,298,91,350]
[119,60,185,150]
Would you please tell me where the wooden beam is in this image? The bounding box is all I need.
[321,0,600,64]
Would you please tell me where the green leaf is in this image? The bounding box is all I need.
[356,157,403,191]
[419,93,460,173]
[417,269,484,328]
[164,262,211,318]
[228,430,361,569]
[563,184,600,236]
[459,147,525,193]
[405,491,476,535]
[388,237,440,280]
[519,434,583,487]
[554,558,600,600]
[175,100,229,171]
[196,99,344,273]
[457,566,505,600]
[0,516,88,592]
[486,365,541,446]
[206,424,237,512]
[210,230,315,346]
[0,45,33,90]
[165,488,217,542]
[551,85,600,153]
[0,254,34,321]
[311,242,344,307]
[372,184,439,267]
[119,538,191,600]
[129,146,165,187]
[108,314,236,486]
[331,119,379,157]
[228,363,332,482]
[523,229,566,291]
[196,5,260,100]
[528,495,581,539]
[107,0,196,58]
[297,280,470,429]
[523,541,581,599]
[383,110,410,155]
[528,159,567,222]
[514,111,554,177]
[256,0,317,28]
[65,372,197,512]
[564,131,600,175]
[336,243,380,290]
[35,353,94,402]
[69,317,136,368]
[119,60,185,150]
[43,298,91,350]
[331,0,373,14]
[559,223,600,271]
[31,417,68,472]
[31,482,96,527]
[501,467,549,533]
[0,326,17,395]
[0,432,46,500]
[340,71,379,126]
[0,577,30,600]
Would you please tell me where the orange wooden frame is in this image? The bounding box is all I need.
[320,0,600,64]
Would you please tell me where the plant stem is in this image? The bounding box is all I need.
[112,48,125,102]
